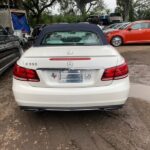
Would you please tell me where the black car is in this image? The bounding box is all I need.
[0,26,22,75]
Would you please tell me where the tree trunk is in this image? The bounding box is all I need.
[35,13,42,24]
[80,6,86,16]
[124,0,130,21]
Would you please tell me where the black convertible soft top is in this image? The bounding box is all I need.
[34,23,108,46]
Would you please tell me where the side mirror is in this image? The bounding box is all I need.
[127,27,132,31]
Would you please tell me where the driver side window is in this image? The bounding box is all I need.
[131,23,142,30]
[131,22,150,30]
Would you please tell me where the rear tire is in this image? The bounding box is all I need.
[111,36,123,47]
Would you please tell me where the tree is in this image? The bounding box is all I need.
[0,0,23,8]
[57,0,77,15]
[75,0,105,15]
[89,0,106,15]
[58,0,105,16]
[115,0,133,21]
[22,0,57,24]
[115,0,150,21]
[133,0,150,20]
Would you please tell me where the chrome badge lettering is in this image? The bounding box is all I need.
[24,62,37,66]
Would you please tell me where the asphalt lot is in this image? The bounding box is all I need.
[0,45,150,150]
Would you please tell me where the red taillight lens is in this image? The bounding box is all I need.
[101,67,116,81]
[13,64,40,82]
[114,63,129,80]
[101,62,128,81]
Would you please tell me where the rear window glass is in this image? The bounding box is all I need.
[41,31,101,46]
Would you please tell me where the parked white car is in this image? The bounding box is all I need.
[12,24,130,111]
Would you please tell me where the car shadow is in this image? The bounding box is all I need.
[122,43,150,47]
[21,105,128,125]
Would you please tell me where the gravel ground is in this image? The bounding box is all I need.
[0,45,150,150]
[120,45,150,85]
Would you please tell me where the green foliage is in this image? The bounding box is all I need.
[28,0,106,26]
[1,0,150,25]
[115,0,150,21]
[115,0,133,21]
[58,0,105,15]
[133,0,150,20]
[31,13,87,26]
[22,0,57,24]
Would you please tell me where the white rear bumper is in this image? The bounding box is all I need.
[13,78,130,109]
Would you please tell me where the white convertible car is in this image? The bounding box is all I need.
[13,23,130,111]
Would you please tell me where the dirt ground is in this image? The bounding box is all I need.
[0,45,150,150]
[120,45,150,85]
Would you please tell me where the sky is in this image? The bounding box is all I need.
[105,0,117,12]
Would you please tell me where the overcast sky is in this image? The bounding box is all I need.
[105,0,117,11]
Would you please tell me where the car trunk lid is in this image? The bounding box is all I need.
[19,46,119,87]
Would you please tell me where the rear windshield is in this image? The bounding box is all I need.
[41,31,101,46]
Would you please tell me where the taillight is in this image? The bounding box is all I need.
[13,64,40,82]
[101,62,128,81]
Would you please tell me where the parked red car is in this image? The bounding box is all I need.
[106,20,150,46]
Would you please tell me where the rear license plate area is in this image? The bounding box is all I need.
[49,69,94,84]
[60,70,83,83]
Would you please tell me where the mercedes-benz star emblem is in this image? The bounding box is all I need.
[67,50,74,55]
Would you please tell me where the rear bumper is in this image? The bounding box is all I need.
[20,105,124,111]
[13,78,130,109]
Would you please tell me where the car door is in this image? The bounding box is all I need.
[124,23,145,43]
[0,26,6,52]
[0,26,14,74]
[147,22,150,42]
[7,34,20,49]
[142,22,150,42]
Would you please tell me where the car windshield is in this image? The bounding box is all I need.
[41,31,101,46]
[103,24,118,30]
[113,24,123,29]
